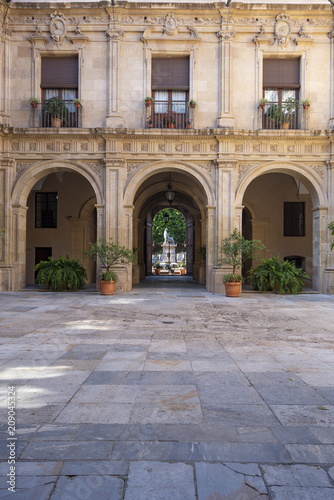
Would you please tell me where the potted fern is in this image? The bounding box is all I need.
[84,238,134,295]
[34,256,87,291]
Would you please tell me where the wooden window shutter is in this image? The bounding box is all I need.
[152,57,189,90]
[41,56,78,88]
[263,58,300,89]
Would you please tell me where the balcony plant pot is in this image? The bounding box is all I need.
[168,123,175,129]
[145,97,154,108]
[31,101,38,109]
[280,122,289,130]
[52,117,62,128]
[303,104,310,110]
[99,280,115,295]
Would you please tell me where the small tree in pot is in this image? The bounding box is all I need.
[218,228,265,297]
[84,238,134,295]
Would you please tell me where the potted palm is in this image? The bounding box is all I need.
[218,228,265,297]
[43,96,69,127]
[84,238,134,295]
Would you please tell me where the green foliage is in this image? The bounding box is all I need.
[328,221,334,251]
[180,260,186,269]
[34,256,87,291]
[223,273,244,283]
[152,209,186,252]
[266,98,300,124]
[198,245,206,262]
[43,96,69,121]
[84,238,134,282]
[218,228,265,274]
[249,255,310,294]
[154,262,161,269]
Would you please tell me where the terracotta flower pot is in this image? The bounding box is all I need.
[31,101,38,109]
[99,280,115,295]
[145,100,153,108]
[75,102,81,109]
[280,122,289,130]
[180,269,186,275]
[303,104,310,110]
[260,104,265,110]
[224,281,241,297]
[155,269,160,275]
[52,117,62,128]
[168,123,175,129]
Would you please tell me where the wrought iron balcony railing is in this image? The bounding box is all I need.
[261,101,301,130]
[30,101,81,128]
[145,107,193,130]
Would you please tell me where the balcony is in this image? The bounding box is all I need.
[30,100,82,128]
[261,99,307,130]
[145,98,194,130]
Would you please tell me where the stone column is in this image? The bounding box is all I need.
[68,217,91,281]
[145,213,152,276]
[133,217,141,284]
[104,159,126,243]
[206,205,216,292]
[324,159,334,293]
[215,160,236,246]
[0,20,11,126]
[312,206,328,293]
[186,218,194,276]
[105,22,124,128]
[0,159,14,291]
[217,25,236,128]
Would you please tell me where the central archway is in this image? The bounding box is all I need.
[124,161,214,288]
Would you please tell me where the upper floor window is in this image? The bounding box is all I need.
[151,57,189,129]
[262,58,300,130]
[35,192,57,229]
[41,56,79,127]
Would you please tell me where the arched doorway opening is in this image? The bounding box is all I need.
[26,171,97,285]
[129,167,210,286]
[239,168,326,290]
[151,208,189,275]
[11,161,103,290]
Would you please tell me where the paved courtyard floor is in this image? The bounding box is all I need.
[0,281,334,499]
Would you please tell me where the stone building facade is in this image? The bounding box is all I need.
[0,0,334,293]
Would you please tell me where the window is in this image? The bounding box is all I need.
[263,58,300,129]
[151,57,189,128]
[35,193,57,228]
[284,202,305,237]
[41,56,79,127]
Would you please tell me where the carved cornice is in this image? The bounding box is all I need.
[141,13,199,43]
[217,27,236,41]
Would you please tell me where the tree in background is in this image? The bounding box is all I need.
[153,209,186,253]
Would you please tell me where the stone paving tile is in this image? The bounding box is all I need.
[270,405,334,426]
[308,426,334,443]
[20,441,112,460]
[246,372,330,405]
[202,405,281,427]
[0,483,54,500]
[195,462,269,500]
[261,464,333,487]
[129,402,203,424]
[143,359,192,371]
[74,423,157,441]
[198,385,264,408]
[268,487,334,499]
[286,444,334,463]
[200,442,291,463]
[272,427,321,444]
[60,460,128,475]
[112,441,201,461]
[194,371,251,388]
[33,424,79,441]
[51,476,124,500]
[139,371,194,385]
[54,402,133,424]
[124,461,196,500]
[157,423,239,442]
[237,426,278,443]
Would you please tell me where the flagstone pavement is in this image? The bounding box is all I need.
[0,281,334,499]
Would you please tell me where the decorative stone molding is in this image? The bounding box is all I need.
[127,163,142,177]
[294,24,312,46]
[49,11,67,46]
[311,164,325,181]
[217,27,236,41]
[16,163,31,178]
[105,28,124,40]
[163,14,178,35]
[237,164,258,182]
[273,13,291,47]
[28,23,48,44]
[88,162,102,177]
[253,25,271,46]
[141,14,199,43]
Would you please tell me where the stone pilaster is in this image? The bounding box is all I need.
[312,206,329,293]
[105,23,124,128]
[104,159,126,243]
[324,159,334,293]
[206,205,216,293]
[217,26,236,128]
[0,159,15,291]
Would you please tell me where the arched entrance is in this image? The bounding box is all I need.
[11,161,104,290]
[124,162,214,289]
[236,162,328,291]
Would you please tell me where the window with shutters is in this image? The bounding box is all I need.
[40,56,79,127]
[35,193,58,229]
[262,58,300,130]
[284,202,305,237]
[151,57,189,129]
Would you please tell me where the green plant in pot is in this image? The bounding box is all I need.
[84,238,134,295]
[154,262,161,275]
[328,221,334,251]
[249,255,310,294]
[43,96,69,127]
[180,259,186,275]
[34,256,87,291]
[218,228,265,297]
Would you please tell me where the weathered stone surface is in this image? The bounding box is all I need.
[51,476,124,500]
[269,487,334,499]
[124,462,196,500]
[20,441,112,460]
[200,443,291,463]
[261,464,333,487]
[112,441,201,461]
[196,463,269,500]
[286,444,334,463]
